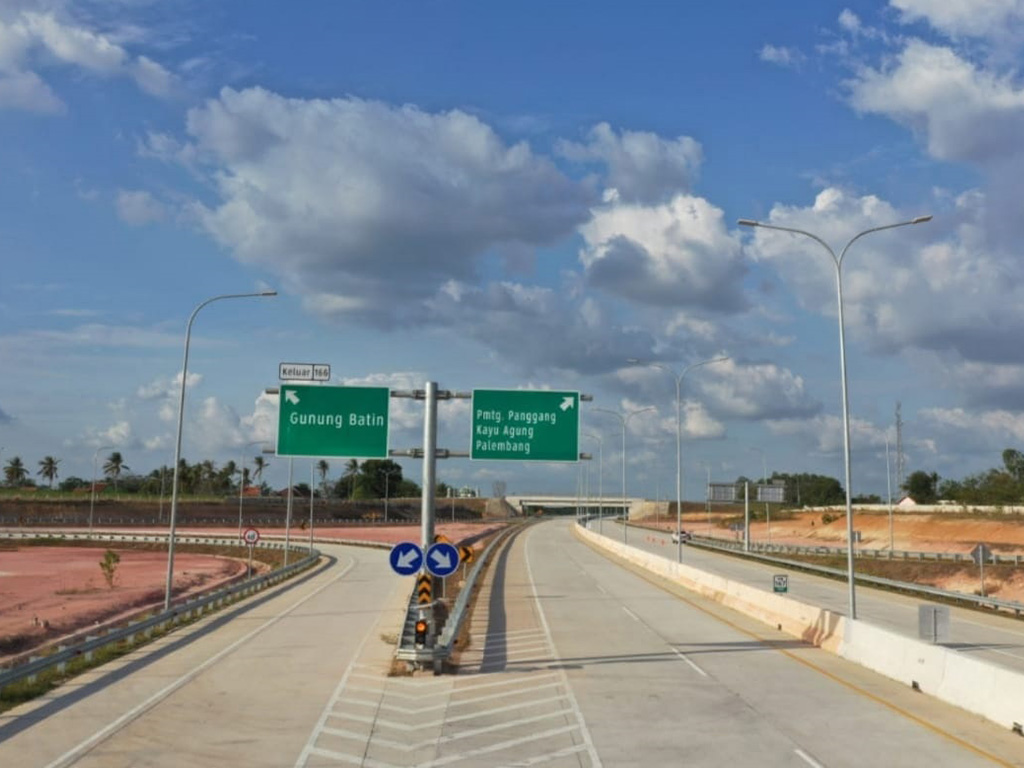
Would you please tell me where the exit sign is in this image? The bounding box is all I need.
[277,385,389,458]
[471,389,579,462]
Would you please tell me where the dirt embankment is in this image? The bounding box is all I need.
[644,509,1024,603]
[0,546,245,660]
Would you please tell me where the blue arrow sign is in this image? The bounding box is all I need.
[389,542,424,576]
[425,542,460,577]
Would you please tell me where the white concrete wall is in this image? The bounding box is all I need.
[576,522,1024,732]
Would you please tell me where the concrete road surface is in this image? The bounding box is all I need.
[614,520,1024,676]
[2,524,1022,767]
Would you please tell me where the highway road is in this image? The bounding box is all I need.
[2,523,1022,766]
[609,520,1024,677]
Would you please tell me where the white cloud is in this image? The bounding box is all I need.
[0,9,174,113]
[847,39,1024,166]
[0,69,62,112]
[759,44,806,68]
[700,360,820,420]
[890,0,1024,39]
[116,189,167,225]
[187,396,244,455]
[181,87,593,327]
[578,194,748,311]
[557,122,702,203]
[922,406,1024,441]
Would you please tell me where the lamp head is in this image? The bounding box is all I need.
[260,290,278,297]
[911,215,932,224]
[737,219,759,227]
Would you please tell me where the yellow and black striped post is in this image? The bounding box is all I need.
[416,573,432,604]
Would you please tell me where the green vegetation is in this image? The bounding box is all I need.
[99,549,121,588]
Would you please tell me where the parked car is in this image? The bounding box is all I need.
[670,529,692,544]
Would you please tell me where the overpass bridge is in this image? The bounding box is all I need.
[505,494,646,516]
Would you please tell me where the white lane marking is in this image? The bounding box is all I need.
[497,743,590,767]
[293,583,389,768]
[526,527,604,768]
[952,643,1024,661]
[44,556,358,768]
[671,648,708,677]
[595,583,609,595]
[794,747,826,767]
[622,606,641,623]
[322,708,577,751]
[328,694,571,732]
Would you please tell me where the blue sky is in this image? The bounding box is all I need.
[3,0,1024,500]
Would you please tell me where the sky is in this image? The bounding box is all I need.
[3,0,1024,501]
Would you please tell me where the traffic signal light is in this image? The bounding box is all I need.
[414,619,428,647]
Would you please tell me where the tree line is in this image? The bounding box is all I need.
[1,452,440,500]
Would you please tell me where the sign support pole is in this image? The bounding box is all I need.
[421,381,437,556]
[284,457,293,567]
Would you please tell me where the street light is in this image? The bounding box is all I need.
[593,406,655,544]
[89,444,113,534]
[739,214,931,619]
[238,440,265,538]
[585,432,603,534]
[164,290,277,611]
[629,356,728,563]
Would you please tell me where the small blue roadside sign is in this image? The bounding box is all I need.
[390,542,423,576]
[425,542,460,577]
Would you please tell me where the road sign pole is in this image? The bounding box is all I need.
[309,461,315,554]
[284,457,293,567]
[421,381,437,555]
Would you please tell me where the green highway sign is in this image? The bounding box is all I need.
[277,385,389,458]
[471,389,579,462]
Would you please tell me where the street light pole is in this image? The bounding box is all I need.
[594,406,655,544]
[739,215,931,620]
[629,356,728,562]
[164,290,276,611]
[886,438,894,551]
[751,446,770,545]
[585,433,603,534]
[89,444,113,534]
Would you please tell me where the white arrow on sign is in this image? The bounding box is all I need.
[285,390,300,405]
[397,547,419,568]
[430,549,452,570]
[560,396,575,411]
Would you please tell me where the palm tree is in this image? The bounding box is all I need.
[4,456,28,486]
[37,456,61,488]
[252,456,268,485]
[103,452,129,495]
[317,459,330,498]
[341,458,359,499]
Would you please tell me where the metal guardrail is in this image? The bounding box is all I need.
[581,519,1024,618]
[683,531,1024,618]
[0,533,321,694]
[395,525,519,666]
[692,534,1024,566]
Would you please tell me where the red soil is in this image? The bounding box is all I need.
[0,523,499,662]
[0,547,243,660]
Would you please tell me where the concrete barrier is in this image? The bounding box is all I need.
[577,522,1024,733]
